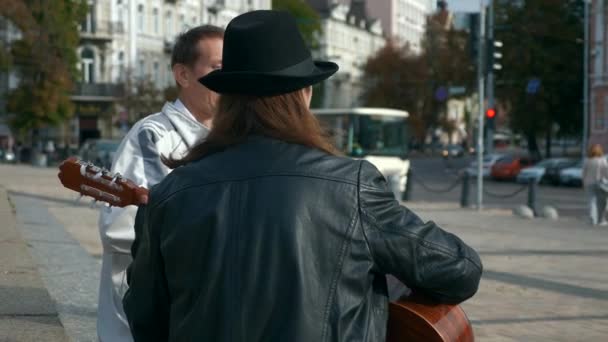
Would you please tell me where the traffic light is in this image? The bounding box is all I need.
[486,39,503,73]
[486,108,496,129]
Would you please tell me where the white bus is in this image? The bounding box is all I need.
[312,107,410,200]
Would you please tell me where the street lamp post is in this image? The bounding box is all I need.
[582,0,590,156]
[477,1,486,210]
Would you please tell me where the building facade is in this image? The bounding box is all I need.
[307,0,386,108]
[2,0,273,148]
[590,0,608,149]
[71,0,270,144]
[0,17,22,150]
[367,0,433,54]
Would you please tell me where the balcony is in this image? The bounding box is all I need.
[71,83,123,102]
[164,39,174,54]
[80,21,125,42]
[207,1,225,15]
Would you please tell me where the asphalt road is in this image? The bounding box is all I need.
[408,156,588,219]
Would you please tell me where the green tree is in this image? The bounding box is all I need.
[362,42,430,142]
[362,11,475,143]
[272,0,322,48]
[495,0,584,158]
[1,0,87,140]
[116,70,169,125]
[422,12,476,132]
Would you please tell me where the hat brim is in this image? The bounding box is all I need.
[198,61,339,96]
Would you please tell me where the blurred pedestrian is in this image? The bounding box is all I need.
[96,25,224,342]
[582,144,608,226]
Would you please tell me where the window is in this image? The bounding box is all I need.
[81,0,95,33]
[180,14,186,31]
[153,8,159,34]
[192,16,196,26]
[153,61,160,87]
[117,0,124,24]
[137,4,144,32]
[166,11,173,36]
[167,63,172,87]
[117,51,125,82]
[596,95,608,131]
[138,59,145,80]
[81,48,95,83]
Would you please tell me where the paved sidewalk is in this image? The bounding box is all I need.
[1,164,608,341]
[0,186,68,342]
[407,202,608,341]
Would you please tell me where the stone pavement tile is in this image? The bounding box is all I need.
[0,316,68,342]
[406,202,608,341]
[47,206,102,258]
[0,186,68,341]
[9,192,100,342]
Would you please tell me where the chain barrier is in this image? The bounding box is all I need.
[409,171,463,194]
[482,183,529,199]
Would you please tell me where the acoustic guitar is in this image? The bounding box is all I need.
[58,157,474,342]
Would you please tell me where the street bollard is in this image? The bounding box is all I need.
[460,171,470,208]
[527,178,538,216]
[402,167,413,201]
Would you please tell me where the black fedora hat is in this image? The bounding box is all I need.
[198,10,339,96]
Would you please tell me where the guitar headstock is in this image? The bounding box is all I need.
[58,157,148,208]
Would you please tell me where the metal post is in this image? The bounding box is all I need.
[477,2,486,211]
[460,171,470,208]
[527,178,538,216]
[486,0,495,155]
[582,0,590,156]
[403,167,413,201]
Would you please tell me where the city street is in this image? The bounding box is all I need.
[1,163,607,341]
[0,0,606,341]
[410,156,587,219]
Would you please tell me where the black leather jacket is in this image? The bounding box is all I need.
[124,136,482,342]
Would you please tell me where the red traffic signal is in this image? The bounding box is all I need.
[486,108,496,119]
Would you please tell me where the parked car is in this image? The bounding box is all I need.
[441,144,465,158]
[491,155,534,181]
[543,159,579,185]
[0,148,16,163]
[516,158,576,184]
[559,160,583,187]
[77,139,122,169]
[466,153,505,178]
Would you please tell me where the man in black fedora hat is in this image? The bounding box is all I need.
[124,10,482,342]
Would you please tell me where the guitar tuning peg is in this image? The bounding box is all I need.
[104,204,112,213]
[90,199,98,209]
[75,194,83,204]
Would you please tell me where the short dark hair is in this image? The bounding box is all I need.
[171,25,224,68]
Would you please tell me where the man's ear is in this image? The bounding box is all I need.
[173,64,189,88]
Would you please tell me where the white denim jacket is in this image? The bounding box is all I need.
[96,100,209,342]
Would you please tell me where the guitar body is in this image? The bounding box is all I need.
[387,297,474,342]
[57,158,474,342]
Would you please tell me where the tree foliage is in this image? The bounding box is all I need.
[495,0,584,157]
[116,70,176,124]
[0,0,87,134]
[363,43,430,141]
[362,9,475,142]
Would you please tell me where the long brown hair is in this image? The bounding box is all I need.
[165,89,339,168]
[589,144,604,158]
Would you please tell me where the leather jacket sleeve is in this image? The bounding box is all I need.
[123,204,170,341]
[358,161,483,304]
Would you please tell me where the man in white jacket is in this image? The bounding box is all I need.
[96,25,224,342]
